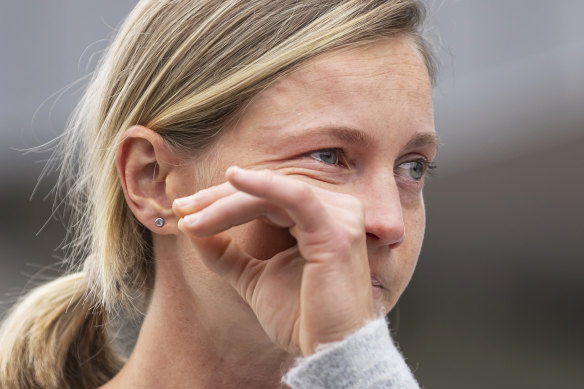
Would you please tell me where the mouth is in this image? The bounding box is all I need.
[371,276,384,299]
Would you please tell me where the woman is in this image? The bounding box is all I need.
[0,0,438,388]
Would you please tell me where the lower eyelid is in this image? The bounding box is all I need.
[395,175,425,191]
[395,166,416,177]
[394,168,425,182]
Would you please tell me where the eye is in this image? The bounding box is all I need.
[309,148,342,165]
[395,159,436,181]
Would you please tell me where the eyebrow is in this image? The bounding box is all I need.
[277,125,375,148]
[322,126,376,147]
[286,125,440,154]
[402,132,441,155]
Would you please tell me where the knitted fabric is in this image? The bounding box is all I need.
[282,317,420,388]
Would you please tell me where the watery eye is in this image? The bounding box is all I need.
[309,149,339,165]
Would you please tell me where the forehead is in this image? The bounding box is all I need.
[258,36,430,105]
[291,36,429,97]
[227,35,434,152]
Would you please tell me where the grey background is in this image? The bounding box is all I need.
[1,1,583,387]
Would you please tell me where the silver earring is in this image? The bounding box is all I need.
[154,217,165,227]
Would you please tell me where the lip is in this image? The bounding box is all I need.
[370,276,384,288]
[371,276,385,299]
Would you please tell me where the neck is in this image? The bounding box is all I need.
[103,240,293,389]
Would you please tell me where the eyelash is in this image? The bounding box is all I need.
[308,148,348,167]
[395,158,437,182]
[308,148,437,181]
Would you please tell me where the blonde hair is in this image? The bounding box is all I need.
[0,0,436,387]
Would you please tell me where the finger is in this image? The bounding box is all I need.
[178,225,264,303]
[180,191,294,237]
[226,167,327,233]
[173,182,237,217]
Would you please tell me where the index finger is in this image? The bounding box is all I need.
[225,167,327,234]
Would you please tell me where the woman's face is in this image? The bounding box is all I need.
[186,35,437,313]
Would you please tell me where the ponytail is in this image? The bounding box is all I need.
[0,273,123,389]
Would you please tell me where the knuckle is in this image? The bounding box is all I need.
[346,223,365,243]
[324,217,364,252]
[337,211,366,245]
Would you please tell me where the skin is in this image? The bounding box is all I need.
[103,35,437,389]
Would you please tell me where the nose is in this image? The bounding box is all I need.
[362,180,405,249]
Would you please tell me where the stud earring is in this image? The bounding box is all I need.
[154,217,165,227]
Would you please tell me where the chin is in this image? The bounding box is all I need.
[374,287,402,316]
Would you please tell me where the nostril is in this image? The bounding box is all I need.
[366,232,378,240]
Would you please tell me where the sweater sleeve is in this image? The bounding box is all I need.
[282,317,420,389]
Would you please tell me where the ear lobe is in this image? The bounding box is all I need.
[116,125,179,234]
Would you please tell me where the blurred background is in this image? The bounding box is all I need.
[1,0,582,387]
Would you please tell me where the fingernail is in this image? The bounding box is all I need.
[227,166,241,176]
[183,213,201,226]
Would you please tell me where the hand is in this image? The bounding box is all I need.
[173,167,375,356]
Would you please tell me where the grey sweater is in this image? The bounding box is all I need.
[282,317,420,388]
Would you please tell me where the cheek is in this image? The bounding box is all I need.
[404,200,426,270]
[230,220,297,260]
[386,201,426,306]
[401,190,426,256]
[406,200,426,257]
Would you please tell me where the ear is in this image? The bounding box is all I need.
[116,125,183,234]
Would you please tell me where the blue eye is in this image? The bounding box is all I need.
[309,149,339,165]
[396,159,436,181]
